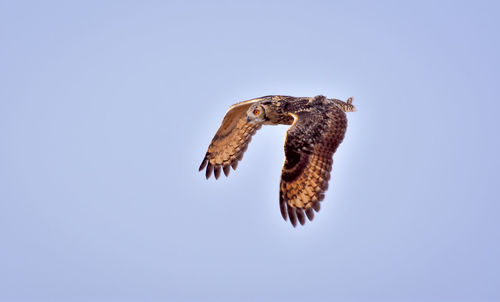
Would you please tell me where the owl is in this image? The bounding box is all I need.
[199,95,355,227]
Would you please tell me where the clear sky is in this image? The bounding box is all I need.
[1,1,499,301]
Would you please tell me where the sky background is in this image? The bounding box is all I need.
[1,1,499,301]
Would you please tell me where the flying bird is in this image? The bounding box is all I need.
[199,95,355,227]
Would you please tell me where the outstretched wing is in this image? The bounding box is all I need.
[199,99,262,179]
[279,105,347,227]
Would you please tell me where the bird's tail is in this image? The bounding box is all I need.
[332,97,356,112]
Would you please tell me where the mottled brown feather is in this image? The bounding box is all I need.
[279,102,347,226]
[199,99,263,179]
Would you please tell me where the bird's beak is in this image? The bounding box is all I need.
[246,116,251,123]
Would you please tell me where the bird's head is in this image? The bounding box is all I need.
[246,103,267,124]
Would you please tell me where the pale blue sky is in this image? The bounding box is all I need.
[1,1,499,301]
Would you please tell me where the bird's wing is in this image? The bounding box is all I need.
[279,106,347,226]
[199,99,263,179]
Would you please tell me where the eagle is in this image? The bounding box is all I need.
[199,95,355,227]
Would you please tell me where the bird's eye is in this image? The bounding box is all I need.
[253,109,260,115]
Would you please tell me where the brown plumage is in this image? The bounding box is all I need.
[199,95,355,227]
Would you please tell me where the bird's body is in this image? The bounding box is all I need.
[199,95,355,227]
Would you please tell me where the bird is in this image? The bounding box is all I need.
[199,95,355,227]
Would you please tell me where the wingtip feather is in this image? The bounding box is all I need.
[223,165,230,177]
[312,201,321,212]
[214,165,221,179]
[231,161,238,170]
[296,208,306,225]
[287,206,297,227]
[205,164,213,179]
[306,208,314,221]
[199,159,208,171]
[280,195,288,221]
